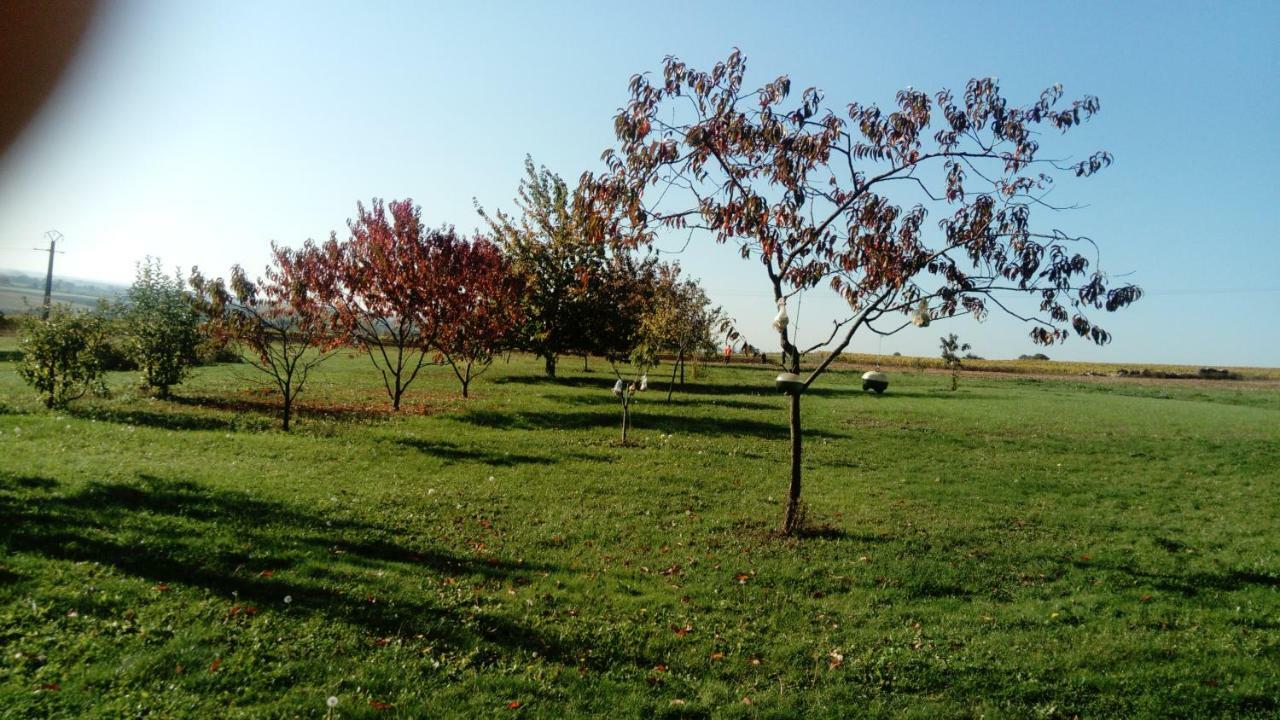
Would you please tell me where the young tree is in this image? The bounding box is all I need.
[637,264,725,400]
[939,333,971,391]
[430,234,524,397]
[120,258,201,398]
[312,199,445,411]
[583,51,1142,534]
[16,305,107,409]
[189,245,340,431]
[480,156,646,377]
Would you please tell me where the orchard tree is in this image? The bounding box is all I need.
[190,245,341,431]
[480,156,645,377]
[430,234,524,397]
[939,333,971,391]
[582,50,1142,534]
[120,258,201,398]
[637,263,725,399]
[312,199,446,411]
[17,305,108,409]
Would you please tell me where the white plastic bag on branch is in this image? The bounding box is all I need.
[612,379,624,397]
[772,299,789,332]
[912,299,931,328]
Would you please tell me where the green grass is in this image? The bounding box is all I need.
[1,342,1277,718]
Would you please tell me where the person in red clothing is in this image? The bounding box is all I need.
[722,344,732,364]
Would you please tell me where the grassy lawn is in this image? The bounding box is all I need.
[1,342,1277,718]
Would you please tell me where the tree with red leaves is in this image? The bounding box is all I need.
[582,50,1142,534]
[311,199,446,411]
[190,245,343,431]
[429,233,523,397]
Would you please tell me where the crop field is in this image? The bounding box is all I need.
[1,343,1277,718]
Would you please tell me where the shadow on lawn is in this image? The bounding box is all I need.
[454,408,848,440]
[396,438,558,466]
[0,471,649,670]
[1070,557,1280,597]
[499,371,863,399]
[171,394,388,423]
[548,392,778,412]
[68,406,233,432]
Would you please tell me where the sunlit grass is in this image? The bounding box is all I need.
[1,343,1277,717]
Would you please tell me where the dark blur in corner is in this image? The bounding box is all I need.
[0,0,100,158]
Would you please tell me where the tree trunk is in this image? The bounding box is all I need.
[781,390,803,534]
[679,354,686,384]
[544,354,557,378]
[666,353,680,402]
[461,377,470,398]
[620,397,630,445]
[392,386,402,411]
[281,392,292,432]
[582,354,589,372]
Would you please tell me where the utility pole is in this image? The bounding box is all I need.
[34,230,64,320]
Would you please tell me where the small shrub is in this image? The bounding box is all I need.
[17,306,109,408]
[120,259,202,397]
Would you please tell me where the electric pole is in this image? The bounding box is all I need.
[35,230,64,320]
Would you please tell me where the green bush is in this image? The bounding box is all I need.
[16,306,109,408]
[120,259,202,397]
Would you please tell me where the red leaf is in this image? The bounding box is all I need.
[673,624,692,637]
[153,583,170,592]
[208,657,222,673]
[38,683,61,692]
[506,701,522,710]
[370,700,394,711]
[257,569,275,578]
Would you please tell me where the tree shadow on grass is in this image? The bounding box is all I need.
[548,392,778,412]
[68,406,233,432]
[498,370,862,399]
[395,438,557,467]
[453,408,848,440]
[171,394,389,423]
[0,471,652,671]
[1069,557,1280,597]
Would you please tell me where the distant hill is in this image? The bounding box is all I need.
[0,269,126,315]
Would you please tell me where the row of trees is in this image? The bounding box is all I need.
[11,162,714,428]
[17,258,203,408]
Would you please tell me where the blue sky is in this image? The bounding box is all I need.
[1,0,1277,366]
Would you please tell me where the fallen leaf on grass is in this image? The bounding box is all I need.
[152,584,169,592]
[709,652,725,661]
[673,624,692,637]
[828,650,844,669]
[505,700,522,710]
[208,658,221,673]
[741,696,753,705]
[37,683,60,692]
[370,699,394,711]
[257,570,275,578]
[734,573,750,584]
